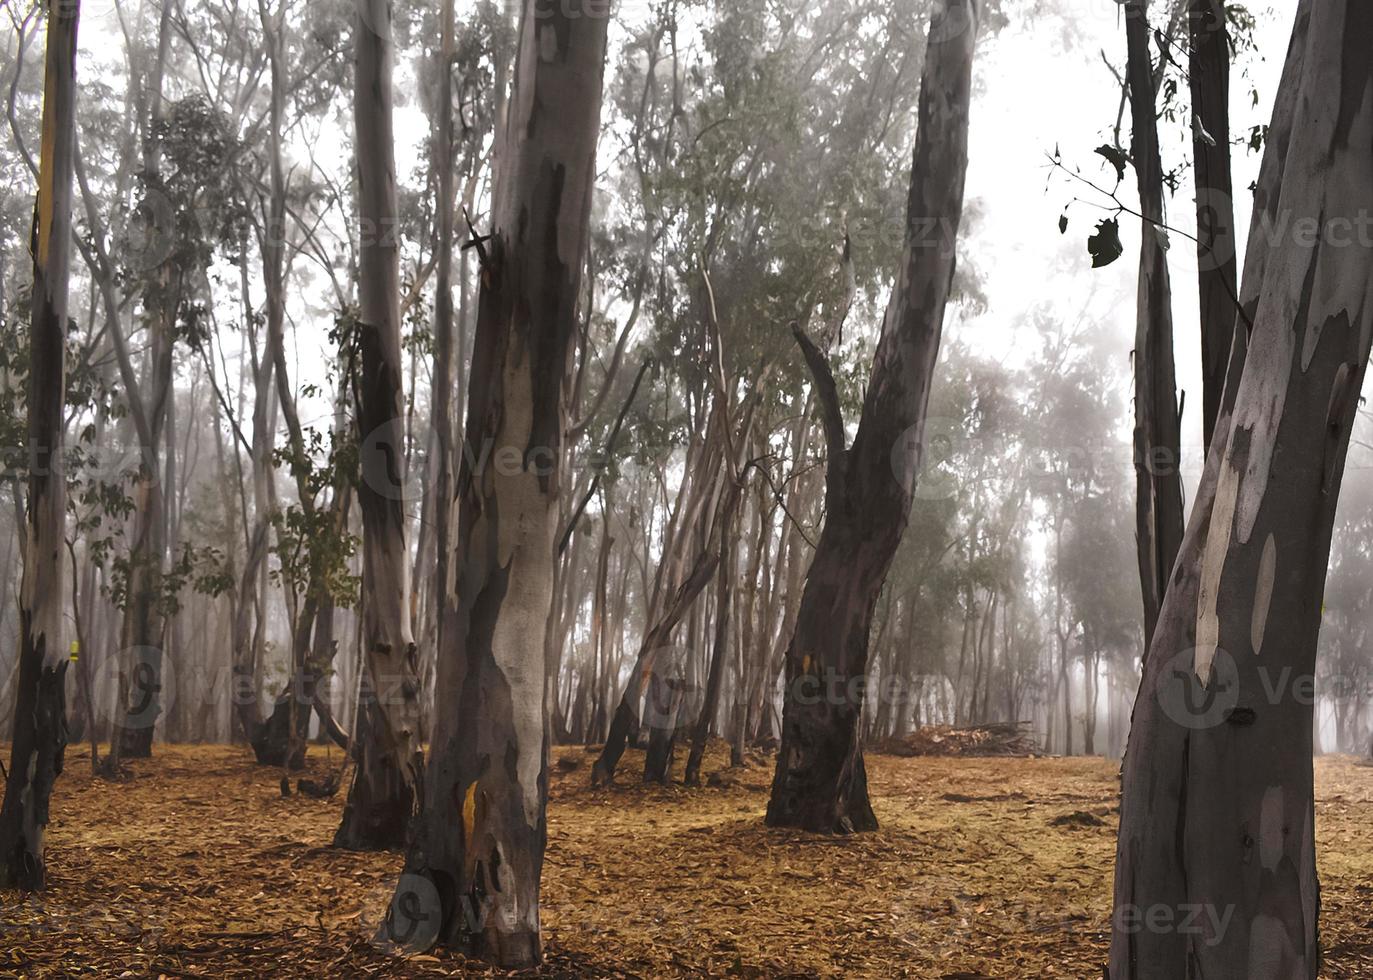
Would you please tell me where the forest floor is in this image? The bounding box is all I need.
[2,742,1372,978]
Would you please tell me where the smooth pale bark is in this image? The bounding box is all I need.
[108,0,177,764]
[1189,0,1239,452]
[430,0,458,699]
[1124,0,1185,656]
[381,0,609,966]
[591,417,725,783]
[1110,2,1373,976]
[338,0,422,849]
[228,0,287,763]
[591,551,720,784]
[684,499,740,786]
[0,0,79,890]
[766,0,977,833]
[587,513,613,741]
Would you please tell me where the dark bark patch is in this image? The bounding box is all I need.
[1225,706,1258,726]
[1335,3,1373,151]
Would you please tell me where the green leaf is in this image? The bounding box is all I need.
[1088,218,1124,268]
[1094,144,1129,183]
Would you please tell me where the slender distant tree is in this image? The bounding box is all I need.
[335,0,422,851]
[107,0,177,764]
[765,0,978,833]
[1189,0,1238,453]
[429,0,458,704]
[375,0,610,964]
[1123,0,1184,655]
[1111,1,1372,974]
[0,0,80,890]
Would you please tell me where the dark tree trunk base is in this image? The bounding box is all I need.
[116,722,154,760]
[334,704,412,852]
[246,670,327,770]
[642,674,684,783]
[766,745,877,834]
[0,659,68,890]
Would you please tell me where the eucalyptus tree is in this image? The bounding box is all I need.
[333,0,422,850]
[1189,0,1239,451]
[1110,0,1372,973]
[0,0,80,890]
[1318,460,1373,753]
[763,0,978,832]
[1059,490,1138,756]
[377,0,611,964]
[1023,318,1132,753]
[588,0,930,783]
[1122,0,1183,655]
[104,0,178,765]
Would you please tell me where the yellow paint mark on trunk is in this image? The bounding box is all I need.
[462,781,478,842]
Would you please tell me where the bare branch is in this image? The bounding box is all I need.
[790,319,847,469]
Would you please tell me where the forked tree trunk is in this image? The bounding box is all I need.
[379,0,609,966]
[253,589,350,768]
[0,0,79,890]
[108,0,176,766]
[591,552,719,785]
[1189,0,1239,452]
[1124,0,1185,655]
[1110,2,1372,975]
[765,0,976,834]
[337,0,424,850]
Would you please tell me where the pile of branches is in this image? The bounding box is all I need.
[875,722,1037,758]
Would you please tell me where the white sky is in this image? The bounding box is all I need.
[959,0,1298,491]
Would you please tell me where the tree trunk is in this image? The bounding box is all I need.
[588,513,613,744]
[591,552,719,785]
[107,0,177,767]
[1110,3,1372,975]
[765,0,976,834]
[337,0,424,848]
[429,0,458,734]
[381,0,609,965]
[1125,0,1185,655]
[1189,0,1238,453]
[641,671,685,784]
[685,504,740,785]
[334,680,414,851]
[0,0,79,890]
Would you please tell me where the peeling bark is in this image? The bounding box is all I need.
[382,0,610,966]
[766,0,977,833]
[1109,2,1369,975]
[0,0,79,891]
[339,0,423,847]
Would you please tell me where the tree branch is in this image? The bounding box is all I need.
[790,319,847,468]
[557,357,652,555]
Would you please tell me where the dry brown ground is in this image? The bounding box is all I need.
[1,742,1370,978]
